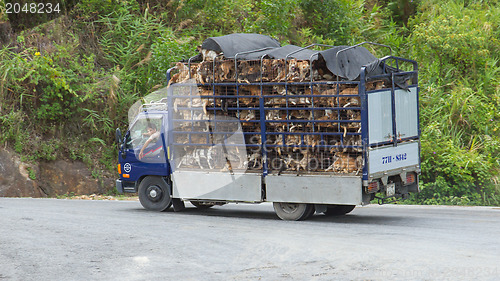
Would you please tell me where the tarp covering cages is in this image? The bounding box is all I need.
[166,33,417,176]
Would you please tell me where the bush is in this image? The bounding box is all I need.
[405,0,500,204]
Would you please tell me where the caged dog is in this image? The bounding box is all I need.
[245,152,262,169]
[286,59,311,82]
[297,60,311,81]
[176,146,215,170]
[339,87,360,107]
[238,84,261,106]
[237,60,261,83]
[317,88,340,108]
[316,110,335,131]
[260,59,275,81]
[324,153,362,173]
[196,61,213,84]
[311,58,336,81]
[272,59,287,82]
[366,80,386,91]
[168,62,191,86]
[286,59,300,81]
[200,47,221,61]
[341,135,363,153]
[239,110,256,121]
[283,151,316,172]
[217,59,235,81]
[192,146,215,169]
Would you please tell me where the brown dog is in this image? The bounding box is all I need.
[272,59,286,82]
[218,59,235,81]
[238,85,260,106]
[339,87,360,107]
[286,59,300,81]
[260,59,274,81]
[237,60,261,83]
[324,152,359,173]
[297,60,310,81]
[168,62,190,86]
[196,61,213,84]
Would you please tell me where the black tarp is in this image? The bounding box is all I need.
[201,34,410,85]
[236,45,319,60]
[364,59,412,89]
[317,46,377,81]
[201,33,281,58]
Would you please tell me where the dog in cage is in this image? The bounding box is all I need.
[220,148,248,172]
[176,145,216,170]
[200,48,221,61]
[312,58,336,81]
[246,152,262,169]
[316,88,339,108]
[218,60,235,81]
[237,60,261,83]
[196,61,213,84]
[366,80,386,91]
[260,59,274,81]
[342,134,363,153]
[238,85,260,106]
[283,150,315,172]
[286,59,300,82]
[324,152,362,173]
[272,59,287,82]
[176,146,195,168]
[168,62,191,86]
[192,146,215,169]
[339,87,360,107]
[285,59,310,82]
[239,110,256,121]
[297,60,311,81]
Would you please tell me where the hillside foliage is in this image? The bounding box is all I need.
[0,0,498,204]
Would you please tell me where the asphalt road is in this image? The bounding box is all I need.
[0,198,499,281]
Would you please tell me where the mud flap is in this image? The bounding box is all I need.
[172,198,185,212]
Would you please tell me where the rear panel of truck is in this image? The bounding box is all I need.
[361,57,420,200]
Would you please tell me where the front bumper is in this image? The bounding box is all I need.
[116,179,124,193]
[116,179,137,193]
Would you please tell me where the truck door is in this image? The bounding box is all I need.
[120,114,169,183]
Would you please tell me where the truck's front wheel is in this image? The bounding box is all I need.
[273,202,315,221]
[138,176,172,211]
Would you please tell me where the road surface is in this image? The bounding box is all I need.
[0,198,499,280]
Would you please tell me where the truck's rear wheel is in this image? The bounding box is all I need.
[323,205,355,216]
[138,176,172,211]
[273,202,315,221]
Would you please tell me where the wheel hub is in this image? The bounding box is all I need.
[280,203,299,214]
[146,185,163,202]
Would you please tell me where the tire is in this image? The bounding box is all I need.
[273,202,315,221]
[138,176,172,211]
[190,201,215,209]
[323,205,355,216]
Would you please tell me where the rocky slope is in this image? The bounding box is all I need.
[0,148,113,197]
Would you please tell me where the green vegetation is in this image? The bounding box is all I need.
[403,1,500,205]
[0,0,498,204]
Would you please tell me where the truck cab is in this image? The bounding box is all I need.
[116,109,170,197]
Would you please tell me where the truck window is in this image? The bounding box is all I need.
[127,117,163,150]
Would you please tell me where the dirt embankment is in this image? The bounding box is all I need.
[0,148,113,197]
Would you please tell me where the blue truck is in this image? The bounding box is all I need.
[115,34,420,220]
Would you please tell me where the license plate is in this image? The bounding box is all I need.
[386,183,396,197]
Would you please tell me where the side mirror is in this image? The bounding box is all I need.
[115,128,122,144]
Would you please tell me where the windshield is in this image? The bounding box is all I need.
[127,116,163,151]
